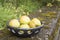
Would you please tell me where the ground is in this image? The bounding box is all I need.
[0,7,60,40]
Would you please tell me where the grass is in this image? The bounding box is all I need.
[0,0,40,30]
[0,6,16,30]
[0,0,60,30]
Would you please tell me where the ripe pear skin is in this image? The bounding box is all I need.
[32,18,41,26]
[9,19,20,28]
[29,21,36,28]
[20,24,30,29]
[20,15,30,24]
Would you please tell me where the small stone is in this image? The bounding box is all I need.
[45,35,48,38]
[38,38,42,40]
[39,9,42,12]
[45,38,48,40]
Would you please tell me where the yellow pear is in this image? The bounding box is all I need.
[32,18,41,26]
[20,15,30,24]
[29,21,36,28]
[20,24,30,29]
[9,19,20,28]
[47,3,53,7]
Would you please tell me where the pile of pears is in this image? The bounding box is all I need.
[9,15,42,29]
